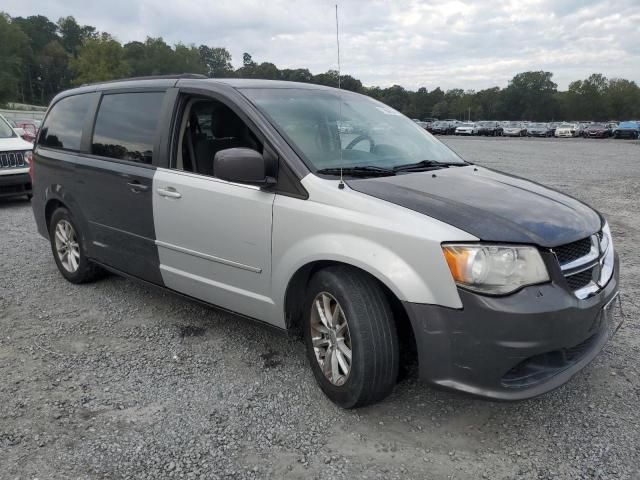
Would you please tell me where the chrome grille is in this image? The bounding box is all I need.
[0,152,26,169]
[553,233,607,299]
[553,237,592,266]
[565,268,595,291]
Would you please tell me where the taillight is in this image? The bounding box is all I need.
[25,150,34,181]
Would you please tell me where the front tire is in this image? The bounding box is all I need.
[49,208,103,284]
[303,266,399,408]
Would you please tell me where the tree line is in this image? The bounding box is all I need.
[2,13,640,121]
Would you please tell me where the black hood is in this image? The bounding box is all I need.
[347,166,602,248]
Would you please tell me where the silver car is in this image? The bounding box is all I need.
[31,76,620,408]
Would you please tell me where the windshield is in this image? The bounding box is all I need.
[0,115,16,139]
[619,122,638,128]
[458,123,474,127]
[530,123,546,128]
[242,88,465,171]
[559,123,574,128]
[507,122,521,127]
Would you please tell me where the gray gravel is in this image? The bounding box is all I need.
[1,137,639,479]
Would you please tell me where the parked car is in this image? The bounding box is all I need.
[423,117,438,132]
[0,114,33,199]
[503,122,527,137]
[13,119,41,143]
[527,123,554,137]
[32,76,620,408]
[555,123,578,138]
[454,122,476,135]
[574,122,590,137]
[431,120,456,135]
[613,121,640,139]
[583,123,613,138]
[475,121,503,136]
[548,122,561,135]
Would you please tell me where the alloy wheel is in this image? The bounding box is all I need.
[310,292,353,386]
[54,219,80,273]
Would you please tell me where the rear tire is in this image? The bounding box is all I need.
[49,208,103,284]
[303,266,399,408]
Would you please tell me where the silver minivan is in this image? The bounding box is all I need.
[32,76,620,408]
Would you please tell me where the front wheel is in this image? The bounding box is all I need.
[303,267,399,408]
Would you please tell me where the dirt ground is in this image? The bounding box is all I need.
[1,136,639,479]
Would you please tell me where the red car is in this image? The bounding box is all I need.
[13,119,41,143]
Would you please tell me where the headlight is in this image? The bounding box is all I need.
[598,222,614,287]
[442,244,549,295]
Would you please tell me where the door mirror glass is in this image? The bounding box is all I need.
[213,148,276,187]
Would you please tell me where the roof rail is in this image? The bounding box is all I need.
[81,73,208,87]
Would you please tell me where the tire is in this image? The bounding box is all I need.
[303,266,399,408]
[49,207,103,284]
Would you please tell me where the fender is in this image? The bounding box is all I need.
[270,175,479,327]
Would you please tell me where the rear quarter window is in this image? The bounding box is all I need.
[39,94,92,151]
[91,92,165,164]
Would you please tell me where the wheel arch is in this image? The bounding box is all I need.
[284,260,418,373]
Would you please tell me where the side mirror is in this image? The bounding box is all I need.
[213,148,276,187]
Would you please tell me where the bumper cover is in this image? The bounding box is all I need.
[404,254,620,400]
[0,172,31,198]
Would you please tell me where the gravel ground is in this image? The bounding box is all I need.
[1,137,639,479]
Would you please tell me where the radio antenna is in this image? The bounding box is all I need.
[335,4,341,90]
[335,4,345,190]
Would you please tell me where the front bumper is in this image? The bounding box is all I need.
[0,171,31,199]
[404,254,620,400]
[614,130,638,138]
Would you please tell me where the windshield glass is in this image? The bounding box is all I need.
[507,122,521,127]
[559,123,574,128]
[530,123,546,128]
[619,122,637,128]
[0,116,16,138]
[242,88,465,170]
[458,123,474,127]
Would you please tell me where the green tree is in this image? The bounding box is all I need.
[606,78,640,120]
[502,71,558,120]
[70,34,130,85]
[198,46,233,77]
[58,16,96,57]
[172,43,206,75]
[0,13,31,103]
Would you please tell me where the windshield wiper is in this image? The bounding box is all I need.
[393,160,467,172]
[316,166,396,177]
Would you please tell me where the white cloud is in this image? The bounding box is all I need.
[4,0,639,90]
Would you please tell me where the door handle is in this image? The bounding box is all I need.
[127,181,150,193]
[157,187,182,199]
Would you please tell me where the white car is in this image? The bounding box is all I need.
[0,114,33,199]
[555,123,578,138]
[454,123,476,135]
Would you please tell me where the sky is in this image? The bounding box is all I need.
[4,0,640,91]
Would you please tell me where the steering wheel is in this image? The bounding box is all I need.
[346,134,375,151]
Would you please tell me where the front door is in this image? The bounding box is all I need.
[152,169,275,321]
[151,93,276,321]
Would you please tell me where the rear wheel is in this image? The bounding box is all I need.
[49,208,103,284]
[303,266,399,408]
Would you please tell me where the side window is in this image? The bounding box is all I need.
[92,92,164,164]
[39,94,91,151]
[177,98,262,177]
